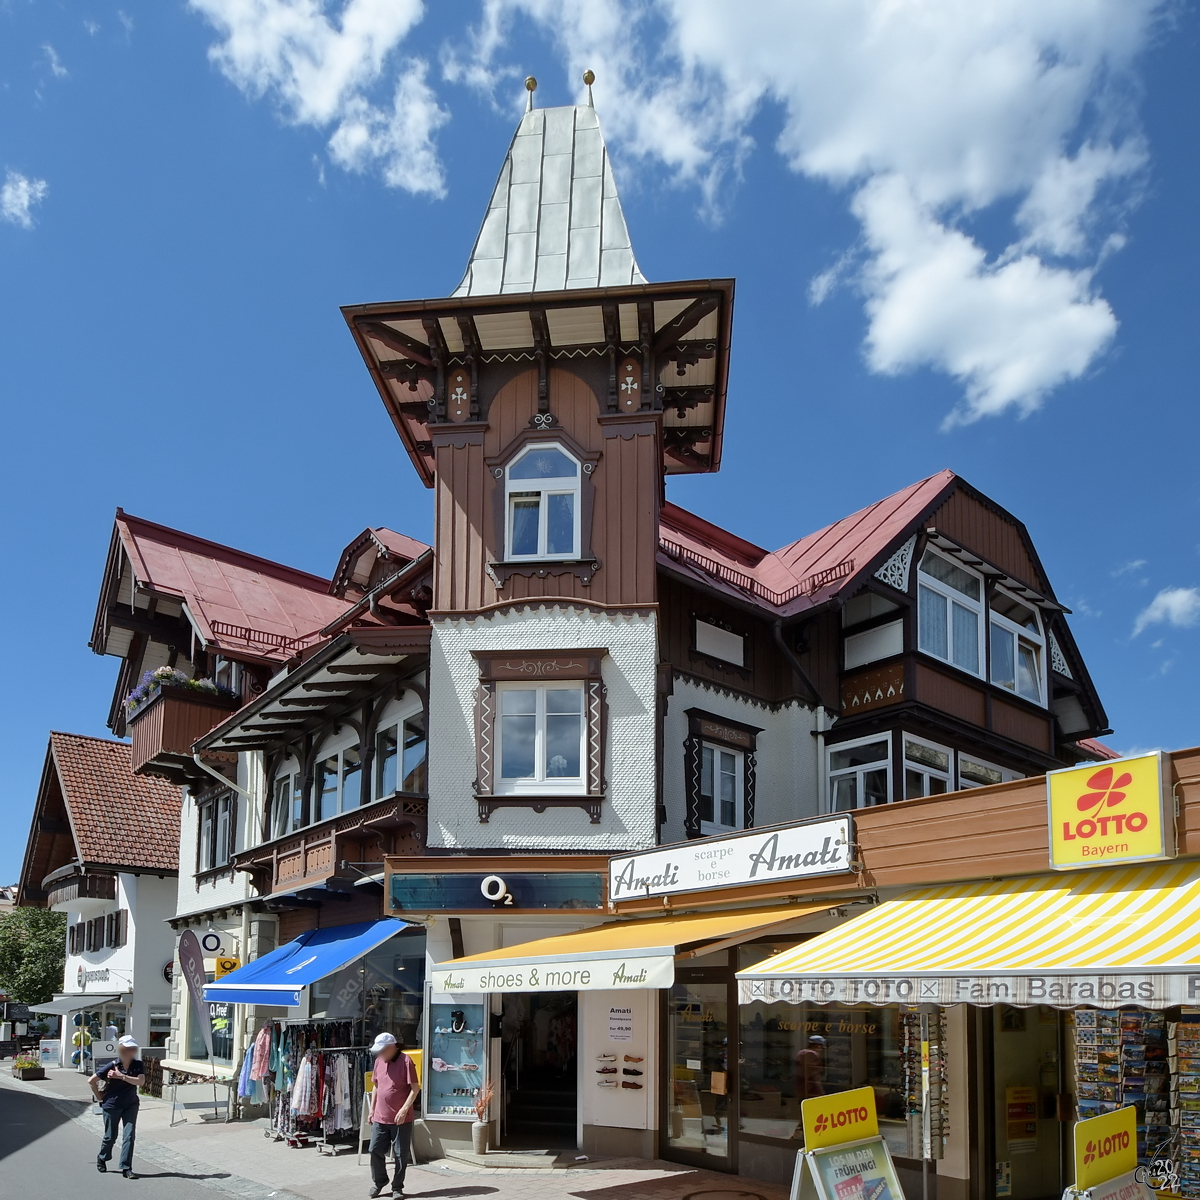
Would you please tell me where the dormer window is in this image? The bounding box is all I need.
[505,444,580,560]
[917,550,982,676]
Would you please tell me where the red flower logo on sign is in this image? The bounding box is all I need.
[815,1113,830,1133]
[1084,1140,1097,1164]
[1076,766,1134,814]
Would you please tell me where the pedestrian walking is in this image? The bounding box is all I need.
[368,1031,420,1198]
[89,1034,145,1178]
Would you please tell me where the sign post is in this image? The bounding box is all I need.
[790,1087,906,1200]
[1060,1106,1155,1200]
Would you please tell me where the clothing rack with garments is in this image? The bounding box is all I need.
[258,1020,370,1148]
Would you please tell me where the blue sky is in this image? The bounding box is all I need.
[1,2,1197,883]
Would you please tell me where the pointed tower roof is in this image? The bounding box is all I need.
[453,104,647,296]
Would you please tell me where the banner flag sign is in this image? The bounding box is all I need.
[177,930,214,1061]
[1047,753,1172,871]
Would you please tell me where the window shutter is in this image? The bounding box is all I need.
[105,913,114,948]
[117,909,129,948]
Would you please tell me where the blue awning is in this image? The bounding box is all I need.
[203,918,412,1006]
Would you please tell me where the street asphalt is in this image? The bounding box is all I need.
[0,1083,237,1198]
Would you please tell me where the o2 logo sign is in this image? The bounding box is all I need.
[200,933,224,954]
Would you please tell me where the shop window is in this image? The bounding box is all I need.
[147,1005,171,1049]
[903,736,952,799]
[187,995,233,1067]
[917,550,982,676]
[471,650,606,818]
[990,590,1045,704]
[374,712,428,797]
[666,979,731,1161]
[737,980,907,1155]
[197,791,235,872]
[683,709,760,839]
[505,444,581,560]
[828,737,891,811]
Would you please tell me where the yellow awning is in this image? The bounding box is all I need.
[738,862,1200,1009]
[432,903,832,994]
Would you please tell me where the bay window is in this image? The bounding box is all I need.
[497,683,585,793]
[989,592,1045,704]
[270,771,300,839]
[917,550,982,676]
[903,736,951,799]
[505,444,581,560]
[828,738,891,811]
[959,756,1018,789]
[316,745,363,821]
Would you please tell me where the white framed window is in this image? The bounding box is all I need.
[270,764,302,838]
[375,711,428,797]
[315,743,363,822]
[197,792,233,870]
[505,443,581,560]
[212,655,243,696]
[958,755,1019,789]
[496,682,585,793]
[989,590,1045,705]
[917,550,983,676]
[902,735,952,799]
[700,743,744,834]
[828,736,891,811]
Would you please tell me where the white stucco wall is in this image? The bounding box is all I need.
[175,752,260,919]
[660,675,819,844]
[428,606,658,851]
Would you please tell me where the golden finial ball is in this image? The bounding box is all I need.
[583,69,595,86]
[525,76,537,92]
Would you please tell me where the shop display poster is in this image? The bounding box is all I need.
[1005,1086,1038,1155]
[608,1006,633,1042]
[790,1135,905,1200]
[1073,1105,1138,1191]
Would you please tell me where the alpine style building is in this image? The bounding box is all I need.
[19,83,1113,1180]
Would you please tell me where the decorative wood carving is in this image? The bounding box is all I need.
[476,796,603,824]
[616,355,642,412]
[842,662,906,713]
[873,535,917,593]
[473,649,606,682]
[486,559,602,587]
[446,365,472,423]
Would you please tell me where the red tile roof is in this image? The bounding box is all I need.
[50,733,180,872]
[659,470,957,616]
[114,511,352,660]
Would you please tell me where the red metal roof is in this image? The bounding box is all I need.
[1074,738,1121,762]
[114,511,352,660]
[659,470,957,615]
[50,733,180,872]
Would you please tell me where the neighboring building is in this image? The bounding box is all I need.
[16,733,179,1066]
[0,885,16,912]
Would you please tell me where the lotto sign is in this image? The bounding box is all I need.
[801,1086,879,1150]
[1074,1105,1138,1191]
[1048,753,1172,871]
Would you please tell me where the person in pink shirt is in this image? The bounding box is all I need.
[369,1032,420,1198]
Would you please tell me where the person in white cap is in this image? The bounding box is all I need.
[368,1031,420,1198]
[89,1034,145,1178]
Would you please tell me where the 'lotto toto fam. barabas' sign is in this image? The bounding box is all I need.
[609,816,852,901]
[1047,753,1173,871]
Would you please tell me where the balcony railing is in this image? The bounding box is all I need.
[45,872,116,911]
[128,685,241,785]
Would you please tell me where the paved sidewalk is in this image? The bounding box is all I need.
[1,1069,788,1200]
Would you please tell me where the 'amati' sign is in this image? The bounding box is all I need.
[432,953,674,994]
[609,816,852,901]
[1047,752,1173,871]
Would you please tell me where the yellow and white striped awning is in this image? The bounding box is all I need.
[737,862,1200,1009]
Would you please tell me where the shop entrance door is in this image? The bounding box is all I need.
[664,959,736,1171]
[500,991,577,1149]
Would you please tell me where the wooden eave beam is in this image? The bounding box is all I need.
[420,318,448,418]
[652,295,720,356]
[277,697,336,708]
[300,682,358,693]
[325,664,403,676]
[105,605,189,646]
[455,315,482,418]
[361,321,433,367]
[529,309,550,411]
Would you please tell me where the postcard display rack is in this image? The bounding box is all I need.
[1071,1009,1183,1187]
[426,1002,486,1117]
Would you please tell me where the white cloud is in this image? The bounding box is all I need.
[1133,587,1200,637]
[1,171,49,229]
[188,0,447,196]
[460,0,1160,422]
[43,45,69,78]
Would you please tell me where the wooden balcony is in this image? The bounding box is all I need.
[44,871,117,912]
[128,685,242,785]
[233,795,428,903]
